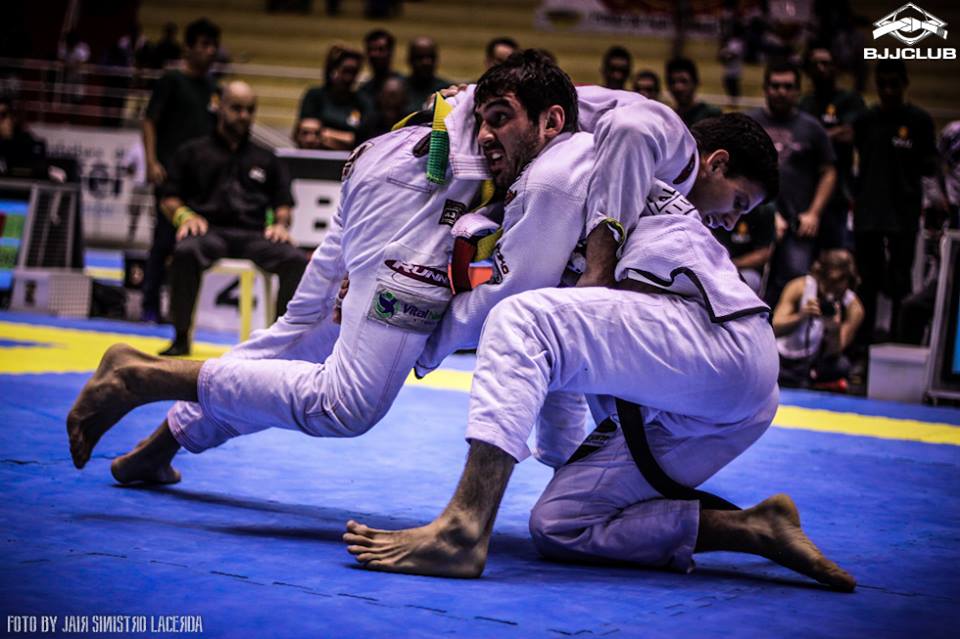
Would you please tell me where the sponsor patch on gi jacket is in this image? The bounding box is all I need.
[439,199,467,226]
[384,259,450,288]
[367,286,447,332]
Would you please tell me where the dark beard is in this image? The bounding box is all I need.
[494,128,540,192]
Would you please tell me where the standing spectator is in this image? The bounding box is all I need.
[632,70,660,101]
[773,248,864,390]
[748,61,836,306]
[100,23,148,127]
[712,202,776,294]
[153,23,183,68]
[405,36,451,113]
[852,60,937,344]
[357,76,409,142]
[600,46,632,91]
[158,81,307,356]
[141,18,221,323]
[484,37,518,70]
[665,57,722,127]
[298,46,366,150]
[718,33,745,100]
[57,31,90,105]
[357,30,403,114]
[799,45,865,249]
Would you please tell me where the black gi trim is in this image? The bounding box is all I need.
[615,399,740,510]
[622,266,770,324]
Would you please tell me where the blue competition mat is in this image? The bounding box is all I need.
[1,311,958,638]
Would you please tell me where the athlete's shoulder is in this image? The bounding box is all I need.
[524,131,594,192]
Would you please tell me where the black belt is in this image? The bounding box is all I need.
[565,399,740,511]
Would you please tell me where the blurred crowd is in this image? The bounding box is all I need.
[1,4,958,391]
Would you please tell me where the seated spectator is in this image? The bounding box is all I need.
[159,81,307,356]
[293,117,324,149]
[773,249,864,391]
[358,76,408,142]
[357,29,404,114]
[712,201,776,294]
[632,69,660,101]
[484,36,518,69]
[600,46,632,91]
[0,96,48,179]
[405,36,451,113]
[151,22,183,68]
[666,57,722,127]
[298,46,367,150]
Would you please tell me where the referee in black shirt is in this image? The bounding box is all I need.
[158,80,308,356]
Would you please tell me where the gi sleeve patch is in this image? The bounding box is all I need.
[439,199,467,226]
[367,285,448,333]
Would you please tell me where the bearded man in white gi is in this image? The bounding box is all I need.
[343,114,857,593]
[67,51,696,480]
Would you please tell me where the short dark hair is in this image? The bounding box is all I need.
[691,113,780,203]
[635,69,660,93]
[324,45,363,83]
[876,59,908,82]
[486,36,518,60]
[665,57,698,84]
[364,29,395,51]
[475,49,579,134]
[763,60,801,87]
[603,45,632,66]
[184,18,220,48]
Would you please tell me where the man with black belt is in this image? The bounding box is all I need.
[141,18,221,324]
[158,81,307,356]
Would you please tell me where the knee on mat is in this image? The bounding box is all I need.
[528,500,579,558]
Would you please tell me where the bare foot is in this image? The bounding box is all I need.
[343,518,487,578]
[67,344,153,469]
[748,494,857,592]
[111,447,181,485]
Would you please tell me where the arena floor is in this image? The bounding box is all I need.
[1,310,958,638]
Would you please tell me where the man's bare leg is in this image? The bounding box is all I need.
[343,440,515,578]
[696,494,857,592]
[111,420,182,485]
[67,343,201,469]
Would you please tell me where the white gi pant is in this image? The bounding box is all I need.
[168,127,475,451]
[464,286,779,572]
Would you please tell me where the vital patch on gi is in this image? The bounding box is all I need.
[368,286,447,332]
[439,199,467,226]
[384,259,450,288]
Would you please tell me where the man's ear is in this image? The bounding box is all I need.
[542,104,565,139]
[705,149,730,175]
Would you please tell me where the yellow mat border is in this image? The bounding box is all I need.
[2,321,958,447]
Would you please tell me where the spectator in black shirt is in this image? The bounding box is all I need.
[158,81,307,356]
[0,96,48,180]
[405,37,451,114]
[852,59,937,344]
[357,76,409,142]
[632,69,661,101]
[357,30,404,115]
[712,202,776,293]
[141,18,221,324]
[666,57,722,127]
[799,46,865,249]
[600,46,632,91]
